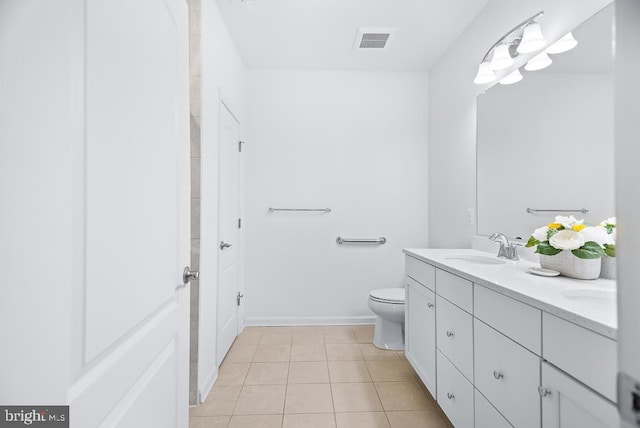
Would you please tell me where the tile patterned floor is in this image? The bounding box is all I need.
[190,325,453,428]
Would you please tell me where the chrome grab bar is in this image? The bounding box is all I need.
[526,208,589,214]
[268,208,331,213]
[336,237,386,245]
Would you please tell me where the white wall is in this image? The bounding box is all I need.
[477,73,614,238]
[615,1,640,425]
[198,0,245,398]
[244,70,428,324]
[427,0,613,247]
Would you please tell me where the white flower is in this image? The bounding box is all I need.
[580,226,614,247]
[549,229,585,250]
[532,226,549,242]
[599,217,616,227]
[554,215,582,229]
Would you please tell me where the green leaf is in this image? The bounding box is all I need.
[537,242,563,256]
[604,244,616,257]
[546,228,560,240]
[572,241,605,259]
[604,224,615,234]
[526,236,539,248]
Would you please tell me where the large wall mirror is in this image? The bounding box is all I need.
[477,4,614,239]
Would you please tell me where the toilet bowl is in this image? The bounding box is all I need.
[367,288,405,350]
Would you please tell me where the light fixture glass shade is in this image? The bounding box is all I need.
[517,22,546,53]
[524,51,552,71]
[489,44,514,70]
[499,68,523,85]
[546,32,578,54]
[473,62,497,84]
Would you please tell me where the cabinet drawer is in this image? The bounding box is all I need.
[436,350,474,428]
[436,269,472,313]
[474,284,541,355]
[542,312,617,402]
[406,255,435,291]
[474,389,513,428]
[436,295,473,380]
[474,320,540,428]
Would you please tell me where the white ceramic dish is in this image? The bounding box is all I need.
[528,267,561,277]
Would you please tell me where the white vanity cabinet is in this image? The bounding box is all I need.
[403,251,619,428]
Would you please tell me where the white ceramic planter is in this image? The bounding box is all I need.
[539,251,601,280]
[600,255,616,280]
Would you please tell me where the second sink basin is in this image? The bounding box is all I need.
[443,255,507,265]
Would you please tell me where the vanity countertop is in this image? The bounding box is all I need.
[403,248,617,340]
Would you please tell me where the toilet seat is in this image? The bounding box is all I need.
[369,288,405,304]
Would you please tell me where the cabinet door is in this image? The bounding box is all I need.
[405,277,436,398]
[541,362,619,428]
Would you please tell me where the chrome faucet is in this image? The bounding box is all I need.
[489,232,520,261]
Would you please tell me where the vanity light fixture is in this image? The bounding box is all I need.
[524,51,553,71]
[473,62,497,84]
[473,11,544,85]
[489,44,514,70]
[517,22,546,53]
[499,68,523,85]
[546,32,578,54]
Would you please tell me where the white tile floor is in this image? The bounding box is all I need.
[189,325,453,428]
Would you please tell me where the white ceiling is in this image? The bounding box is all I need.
[214,0,489,71]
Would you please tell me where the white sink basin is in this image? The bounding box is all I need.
[561,289,617,301]
[443,255,506,265]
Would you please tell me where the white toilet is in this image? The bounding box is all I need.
[367,288,406,350]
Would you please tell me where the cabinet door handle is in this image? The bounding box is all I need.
[446,392,455,400]
[427,302,434,309]
[493,370,504,380]
[538,386,552,397]
[446,330,454,338]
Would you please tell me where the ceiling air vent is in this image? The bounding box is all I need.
[353,27,396,50]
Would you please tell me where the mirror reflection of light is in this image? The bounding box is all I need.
[546,32,578,54]
[524,51,553,71]
[499,68,523,85]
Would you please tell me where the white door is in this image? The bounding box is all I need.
[0,1,190,427]
[217,103,241,364]
[615,1,640,427]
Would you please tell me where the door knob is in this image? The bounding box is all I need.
[183,266,199,284]
[220,241,232,250]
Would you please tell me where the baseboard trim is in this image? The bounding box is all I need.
[198,367,218,405]
[243,316,376,327]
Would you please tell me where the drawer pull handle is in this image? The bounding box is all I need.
[447,392,455,400]
[446,330,454,338]
[538,387,552,397]
[427,302,434,309]
[493,370,504,380]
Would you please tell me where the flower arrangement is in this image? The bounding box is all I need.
[525,215,613,259]
[599,217,616,257]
